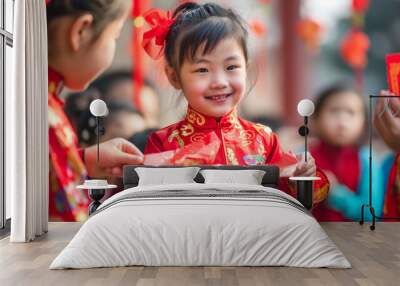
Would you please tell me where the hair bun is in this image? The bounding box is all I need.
[173,1,201,17]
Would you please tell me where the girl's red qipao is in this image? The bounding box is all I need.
[145,106,330,203]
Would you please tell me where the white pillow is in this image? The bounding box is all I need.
[135,167,200,186]
[200,169,266,185]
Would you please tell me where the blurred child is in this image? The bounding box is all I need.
[102,101,147,141]
[64,88,99,131]
[93,70,160,128]
[47,0,143,221]
[143,2,329,203]
[310,85,385,221]
[78,100,147,146]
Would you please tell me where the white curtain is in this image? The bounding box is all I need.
[7,0,48,242]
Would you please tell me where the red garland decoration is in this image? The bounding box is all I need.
[132,0,146,112]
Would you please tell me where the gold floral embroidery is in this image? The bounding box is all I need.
[187,109,205,126]
[67,149,86,175]
[254,123,272,135]
[48,82,57,94]
[168,130,185,147]
[238,130,254,147]
[190,132,206,143]
[180,123,194,136]
[50,103,76,148]
[55,129,69,148]
[224,119,252,147]
[256,135,265,154]
[227,112,241,129]
[227,147,239,165]
[63,126,76,145]
[314,184,329,204]
[48,108,62,127]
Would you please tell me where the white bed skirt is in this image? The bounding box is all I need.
[50,183,351,269]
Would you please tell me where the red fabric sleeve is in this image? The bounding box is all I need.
[78,148,85,162]
[312,168,330,204]
[144,132,164,154]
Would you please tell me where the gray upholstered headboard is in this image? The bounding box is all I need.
[123,165,280,189]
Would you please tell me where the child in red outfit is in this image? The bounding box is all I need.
[143,2,329,203]
[47,0,143,221]
[309,85,386,221]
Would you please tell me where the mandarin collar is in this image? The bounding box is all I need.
[48,67,65,105]
[184,106,239,129]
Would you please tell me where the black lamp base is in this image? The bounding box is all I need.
[296,180,313,210]
[290,177,320,210]
[88,189,106,215]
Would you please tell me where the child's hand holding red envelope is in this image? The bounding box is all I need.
[374,91,400,152]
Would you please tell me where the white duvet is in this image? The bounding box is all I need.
[50,183,351,269]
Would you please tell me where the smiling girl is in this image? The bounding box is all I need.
[143,2,329,201]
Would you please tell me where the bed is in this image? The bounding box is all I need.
[50,165,350,269]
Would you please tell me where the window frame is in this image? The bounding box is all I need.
[0,0,14,233]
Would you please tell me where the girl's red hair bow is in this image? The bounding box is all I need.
[142,9,176,60]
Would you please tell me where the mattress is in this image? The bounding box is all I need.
[50,183,351,269]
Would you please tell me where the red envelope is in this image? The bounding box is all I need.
[143,132,221,166]
[386,53,400,96]
[275,151,300,177]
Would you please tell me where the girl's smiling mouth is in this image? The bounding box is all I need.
[205,93,233,102]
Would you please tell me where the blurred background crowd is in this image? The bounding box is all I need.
[60,0,400,157]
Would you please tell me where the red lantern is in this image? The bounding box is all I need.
[340,30,370,69]
[352,0,369,13]
[249,19,266,38]
[297,19,322,52]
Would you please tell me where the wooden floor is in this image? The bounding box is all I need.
[0,222,399,286]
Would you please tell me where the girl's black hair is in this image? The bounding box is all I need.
[165,2,248,72]
[314,83,367,118]
[46,0,128,35]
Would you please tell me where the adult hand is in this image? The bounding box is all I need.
[374,90,400,152]
[84,137,144,178]
[292,152,317,177]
